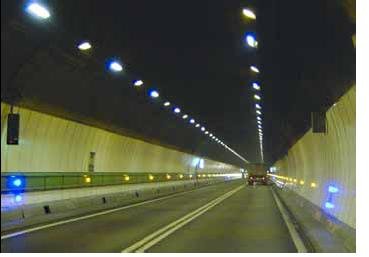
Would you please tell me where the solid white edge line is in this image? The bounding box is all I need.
[1,186,204,240]
[122,185,244,253]
[271,188,308,253]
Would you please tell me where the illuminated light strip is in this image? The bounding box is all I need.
[267,174,289,180]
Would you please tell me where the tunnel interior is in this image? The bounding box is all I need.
[1,0,356,253]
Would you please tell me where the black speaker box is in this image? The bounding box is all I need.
[311,112,326,133]
[7,113,20,145]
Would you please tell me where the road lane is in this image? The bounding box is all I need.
[148,186,297,253]
[123,185,245,252]
[1,180,242,253]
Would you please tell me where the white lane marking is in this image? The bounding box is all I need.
[122,185,244,253]
[271,188,308,253]
[135,191,238,253]
[121,188,238,253]
[1,186,206,240]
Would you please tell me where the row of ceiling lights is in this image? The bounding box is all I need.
[242,7,264,163]
[24,2,248,163]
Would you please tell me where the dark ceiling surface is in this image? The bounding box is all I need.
[1,0,355,167]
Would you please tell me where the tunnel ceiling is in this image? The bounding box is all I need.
[1,0,355,166]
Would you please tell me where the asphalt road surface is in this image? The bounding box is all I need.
[1,180,296,253]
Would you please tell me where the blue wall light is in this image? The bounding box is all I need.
[325,202,335,209]
[7,176,26,191]
[324,184,340,210]
[13,179,22,187]
[328,185,339,193]
[15,195,23,203]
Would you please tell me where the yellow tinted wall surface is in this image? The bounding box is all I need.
[274,86,355,228]
[1,103,240,174]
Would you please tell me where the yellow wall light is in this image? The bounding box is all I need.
[311,182,317,188]
[149,175,154,181]
[299,180,305,185]
[166,174,171,180]
[179,174,184,179]
[124,175,130,181]
[84,177,91,183]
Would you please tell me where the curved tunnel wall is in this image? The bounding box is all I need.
[273,85,355,228]
[1,103,241,174]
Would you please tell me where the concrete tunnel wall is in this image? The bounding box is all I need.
[273,85,355,229]
[1,103,242,175]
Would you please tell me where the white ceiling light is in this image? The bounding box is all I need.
[246,34,258,48]
[26,3,51,19]
[250,66,260,73]
[242,8,256,19]
[149,90,159,98]
[78,41,92,51]
[109,61,123,72]
[254,94,261,100]
[252,82,261,90]
[134,80,144,86]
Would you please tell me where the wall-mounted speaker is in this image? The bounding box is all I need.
[7,113,20,145]
[311,111,326,133]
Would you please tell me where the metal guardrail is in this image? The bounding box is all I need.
[1,172,219,194]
